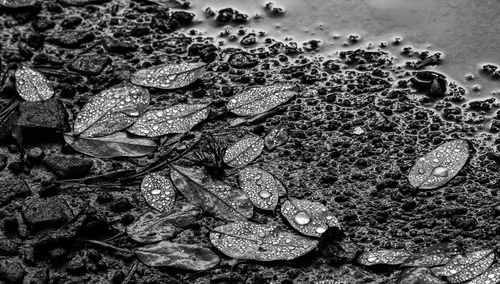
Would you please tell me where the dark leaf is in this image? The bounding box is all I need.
[170,165,253,221]
[238,166,285,210]
[409,139,469,189]
[465,265,500,284]
[130,62,206,89]
[265,125,289,150]
[127,104,209,137]
[223,135,264,168]
[403,243,460,267]
[431,249,495,284]
[73,85,150,137]
[15,65,54,102]
[135,241,220,271]
[398,267,446,284]
[64,132,157,158]
[281,198,341,237]
[357,249,411,266]
[210,221,318,261]
[141,173,175,213]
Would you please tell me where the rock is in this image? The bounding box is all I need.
[130,26,150,37]
[0,0,39,10]
[171,11,194,25]
[215,8,234,23]
[61,16,82,29]
[0,174,30,206]
[105,40,138,53]
[58,0,110,6]
[0,261,25,284]
[240,33,257,46]
[8,161,24,175]
[109,197,133,213]
[228,52,258,69]
[17,99,69,140]
[48,247,67,262]
[0,237,18,256]
[27,147,44,161]
[3,217,18,235]
[22,197,72,230]
[319,231,360,263]
[66,255,86,275]
[32,16,55,32]
[48,31,94,48]
[67,54,111,75]
[112,271,126,284]
[26,33,45,49]
[28,269,49,284]
[42,155,92,179]
[0,155,6,172]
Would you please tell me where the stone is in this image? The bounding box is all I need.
[229,52,258,69]
[0,237,18,256]
[61,16,82,29]
[42,155,92,179]
[66,255,86,275]
[27,147,44,161]
[109,197,133,213]
[105,40,138,53]
[0,174,30,206]
[0,261,25,284]
[17,99,69,140]
[67,54,111,75]
[0,155,6,172]
[58,0,110,6]
[48,31,94,48]
[22,197,72,230]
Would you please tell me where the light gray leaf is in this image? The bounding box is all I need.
[357,249,411,266]
[64,132,156,158]
[210,221,318,261]
[465,265,500,284]
[223,136,264,168]
[403,243,460,267]
[135,241,220,271]
[408,139,469,189]
[281,198,341,237]
[226,83,297,116]
[130,62,206,89]
[265,125,289,150]
[73,85,150,137]
[398,268,446,284]
[141,173,175,213]
[15,65,54,102]
[431,250,495,284]
[170,165,253,221]
[238,166,285,210]
[127,103,209,137]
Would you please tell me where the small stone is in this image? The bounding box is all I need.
[22,197,72,230]
[68,54,111,75]
[17,99,69,140]
[27,147,44,161]
[61,16,82,29]
[48,31,94,48]
[42,155,92,179]
[109,197,133,213]
[0,261,26,284]
[229,52,258,69]
[0,174,30,206]
[0,155,6,172]
[66,255,86,275]
[105,40,138,53]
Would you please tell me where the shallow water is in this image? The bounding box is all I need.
[189,0,500,98]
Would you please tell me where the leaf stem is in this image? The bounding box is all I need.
[86,239,133,254]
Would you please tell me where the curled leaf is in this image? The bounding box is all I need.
[210,221,318,261]
[265,125,289,150]
[64,132,156,158]
[409,139,469,189]
[15,66,54,102]
[141,173,175,213]
[223,136,264,168]
[465,265,500,284]
[73,85,150,137]
[357,249,411,266]
[135,241,220,271]
[281,198,341,237]
[398,268,446,284]
[432,250,495,284]
[128,104,209,137]
[227,83,297,116]
[238,166,285,210]
[130,62,206,89]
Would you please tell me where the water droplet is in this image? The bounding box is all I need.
[258,190,271,199]
[316,226,327,234]
[168,75,176,80]
[257,231,266,238]
[326,215,333,220]
[151,189,161,195]
[431,166,449,177]
[367,256,377,262]
[418,168,425,174]
[294,211,311,225]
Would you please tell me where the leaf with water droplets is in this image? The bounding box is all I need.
[281,198,341,237]
[73,85,150,137]
[135,241,220,271]
[64,132,156,158]
[141,173,175,213]
[238,166,285,210]
[398,268,446,284]
[265,125,289,150]
[408,139,469,189]
[130,62,206,89]
[465,265,500,284]
[227,83,297,116]
[223,136,264,168]
[403,243,460,267]
[357,249,411,266]
[431,249,495,284]
[170,165,253,221]
[15,65,54,102]
[126,202,201,244]
[127,104,209,137]
[210,221,318,261]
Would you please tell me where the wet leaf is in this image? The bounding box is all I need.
[1,0,37,8]
[227,83,297,116]
[238,166,285,210]
[126,202,201,244]
[15,65,54,102]
[141,173,175,213]
[432,249,495,284]
[403,243,460,267]
[73,85,150,137]
[398,267,446,284]
[265,125,289,150]
[408,139,469,189]
[357,249,411,266]
[127,104,209,137]
[130,62,206,89]
[465,265,500,284]
[281,198,341,237]
[64,132,156,158]
[223,136,264,168]
[170,165,253,221]
[210,221,318,261]
[135,241,220,271]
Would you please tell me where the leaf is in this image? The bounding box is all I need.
[281,198,341,237]
[127,104,209,137]
[141,173,175,213]
[73,85,150,137]
[431,249,495,284]
[357,249,411,266]
[398,268,446,284]
[135,241,220,271]
[238,166,285,210]
[15,65,54,102]
[265,125,289,150]
[170,165,253,221]
[226,83,297,116]
[210,221,318,261]
[403,243,460,267]
[465,265,500,284]
[408,139,469,189]
[130,62,206,89]
[126,202,201,244]
[223,136,264,168]
[64,132,156,158]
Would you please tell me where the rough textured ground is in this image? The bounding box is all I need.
[0,1,500,284]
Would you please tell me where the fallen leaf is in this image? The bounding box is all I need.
[130,62,206,89]
[357,249,411,266]
[1,0,37,8]
[170,165,253,221]
[408,139,469,189]
[432,249,495,284]
[15,65,54,102]
[135,241,220,271]
[403,243,460,267]
[226,83,297,116]
[141,173,175,213]
[398,267,446,284]
[210,221,318,261]
[73,85,150,137]
[223,136,264,168]
[238,166,285,210]
[265,125,289,150]
[465,265,500,284]
[281,198,341,237]
[64,132,156,158]
[127,104,209,137]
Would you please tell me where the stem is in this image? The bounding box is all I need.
[86,239,133,254]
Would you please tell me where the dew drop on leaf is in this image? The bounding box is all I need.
[238,166,283,210]
[265,125,289,150]
[15,65,54,102]
[130,62,206,89]
[141,173,175,213]
[465,265,500,284]
[294,212,311,225]
[224,136,264,168]
[357,249,411,266]
[398,267,446,284]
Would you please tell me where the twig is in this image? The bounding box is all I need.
[58,199,90,231]
[104,232,127,242]
[123,260,138,284]
[86,239,133,254]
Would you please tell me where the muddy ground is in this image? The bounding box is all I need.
[0,0,499,283]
